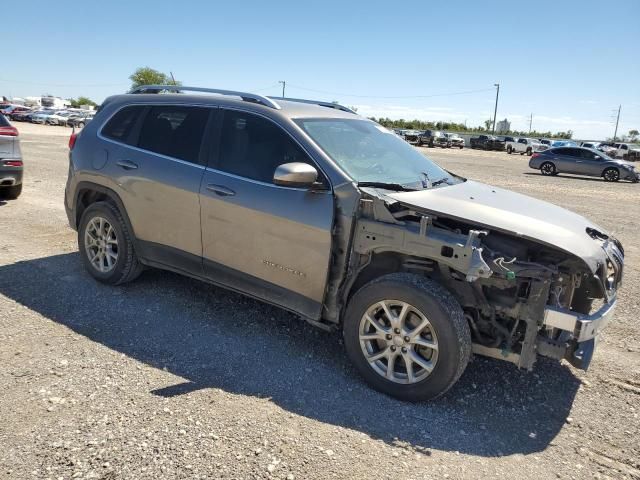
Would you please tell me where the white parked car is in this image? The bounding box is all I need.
[47,111,74,126]
[611,143,640,161]
[506,138,545,155]
[31,109,58,124]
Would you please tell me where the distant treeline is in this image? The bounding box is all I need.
[368,117,574,139]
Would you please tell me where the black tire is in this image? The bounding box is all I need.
[540,162,556,176]
[602,167,619,182]
[78,201,143,285]
[507,145,512,154]
[459,145,463,149]
[0,184,22,199]
[526,148,532,156]
[78,122,85,128]
[343,273,471,402]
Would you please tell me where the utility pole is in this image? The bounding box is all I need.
[278,80,286,98]
[529,113,533,134]
[491,83,500,134]
[169,71,177,86]
[613,104,621,141]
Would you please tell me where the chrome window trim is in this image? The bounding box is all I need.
[97,102,217,169]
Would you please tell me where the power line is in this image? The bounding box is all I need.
[285,84,495,100]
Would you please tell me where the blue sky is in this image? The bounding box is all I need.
[4,0,639,139]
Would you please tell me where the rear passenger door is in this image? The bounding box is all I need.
[199,109,334,319]
[101,104,213,273]
[551,148,579,173]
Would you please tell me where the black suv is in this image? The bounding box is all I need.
[418,130,448,147]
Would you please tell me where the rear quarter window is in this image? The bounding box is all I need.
[0,114,10,127]
[101,106,145,145]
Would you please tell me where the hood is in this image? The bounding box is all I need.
[386,180,607,271]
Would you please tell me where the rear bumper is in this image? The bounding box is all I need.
[0,168,23,186]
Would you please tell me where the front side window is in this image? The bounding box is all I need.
[295,118,461,188]
[102,105,145,145]
[138,106,209,164]
[217,110,312,183]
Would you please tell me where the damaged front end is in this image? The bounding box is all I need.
[346,192,624,371]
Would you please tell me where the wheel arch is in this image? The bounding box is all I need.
[74,182,137,246]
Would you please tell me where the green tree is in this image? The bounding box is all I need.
[484,119,493,131]
[629,129,639,141]
[67,96,98,108]
[128,67,181,90]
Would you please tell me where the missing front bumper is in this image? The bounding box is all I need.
[544,299,616,342]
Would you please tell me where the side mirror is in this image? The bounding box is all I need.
[273,162,318,188]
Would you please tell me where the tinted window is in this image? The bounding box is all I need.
[217,110,312,184]
[138,106,209,164]
[554,147,580,157]
[580,149,601,160]
[102,106,145,145]
[0,114,9,127]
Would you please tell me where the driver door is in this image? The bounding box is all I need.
[199,109,334,319]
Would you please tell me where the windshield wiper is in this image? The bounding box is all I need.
[357,181,419,192]
[431,177,450,187]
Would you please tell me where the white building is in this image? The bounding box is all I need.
[496,118,511,133]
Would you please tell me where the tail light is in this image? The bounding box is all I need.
[3,160,23,167]
[531,153,540,159]
[69,132,78,150]
[0,126,18,136]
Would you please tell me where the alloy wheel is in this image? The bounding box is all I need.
[359,300,439,384]
[84,216,119,273]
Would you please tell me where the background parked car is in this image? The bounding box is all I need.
[0,113,23,199]
[9,109,34,122]
[30,109,57,124]
[47,111,74,126]
[418,130,448,147]
[610,142,640,161]
[506,137,545,155]
[470,134,505,150]
[446,133,464,149]
[529,146,639,182]
[550,140,578,148]
[67,112,95,128]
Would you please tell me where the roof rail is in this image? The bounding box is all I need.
[128,85,281,110]
[268,96,357,114]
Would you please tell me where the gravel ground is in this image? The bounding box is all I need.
[1,124,639,480]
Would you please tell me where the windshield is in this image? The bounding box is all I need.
[295,118,460,188]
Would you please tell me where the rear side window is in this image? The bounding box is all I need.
[0,114,9,127]
[138,106,209,164]
[216,110,312,184]
[101,106,145,145]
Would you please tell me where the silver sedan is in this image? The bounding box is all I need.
[529,146,639,182]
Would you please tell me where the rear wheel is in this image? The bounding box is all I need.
[0,184,22,199]
[526,148,532,156]
[603,168,619,182]
[78,201,143,285]
[540,162,556,176]
[507,145,513,154]
[343,273,471,402]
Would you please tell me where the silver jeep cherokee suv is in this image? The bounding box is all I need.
[65,85,624,401]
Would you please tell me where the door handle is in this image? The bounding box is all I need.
[206,184,236,196]
[116,160,138,170]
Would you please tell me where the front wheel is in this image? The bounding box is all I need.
[507,145,513,154]
[343,273,471,402]
[603,168,620,182]
[526,148,532,156]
